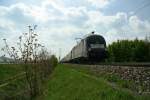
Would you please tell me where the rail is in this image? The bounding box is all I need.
[100,62,150,67]
[79,62,150,67]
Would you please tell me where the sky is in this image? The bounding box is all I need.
[0,0,150,58]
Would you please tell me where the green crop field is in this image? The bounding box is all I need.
[40,64,149,100]
[0,64,24,83]
[0,64,29,100]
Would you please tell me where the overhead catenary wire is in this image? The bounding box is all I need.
[134,1,150,15]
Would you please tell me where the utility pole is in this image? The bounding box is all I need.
[148,33,150,42]
[59,48,61,62]
[145,33,150,42]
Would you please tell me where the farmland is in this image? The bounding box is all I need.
[0,64,29,99]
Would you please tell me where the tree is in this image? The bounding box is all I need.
[1,25,58,99]
[107,38,150,62]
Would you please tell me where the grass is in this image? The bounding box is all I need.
[0,64,29,100]
[67,64,138,92]
[0,64,149,100]
[41,64,149,100]
[0,64,24,82]
[0,76,29,100]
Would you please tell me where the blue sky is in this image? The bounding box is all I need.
[0,0,150,58]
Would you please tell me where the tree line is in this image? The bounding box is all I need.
[106,37,150,62]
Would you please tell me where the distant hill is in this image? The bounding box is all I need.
[0,56,14,63]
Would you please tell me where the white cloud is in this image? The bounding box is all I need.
[85,10,150,44]
[129,16,150,33]
[0,0,150,58]
[87,0,111,8]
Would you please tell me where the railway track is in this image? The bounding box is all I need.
[79,62,150,67]
[99,63,150,67]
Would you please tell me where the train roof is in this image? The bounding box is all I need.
[83,33,104,40]
[73,33,105,49]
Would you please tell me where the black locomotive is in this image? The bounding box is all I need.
[61,32,107,63]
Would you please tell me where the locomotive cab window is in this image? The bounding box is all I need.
[86,35,106,48]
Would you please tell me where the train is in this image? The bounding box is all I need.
[61,31,107,63]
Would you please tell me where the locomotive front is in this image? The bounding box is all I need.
[86,34,106,61]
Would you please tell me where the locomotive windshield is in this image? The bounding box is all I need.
[86,35,106,48]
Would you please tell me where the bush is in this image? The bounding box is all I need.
[49,55,58,69]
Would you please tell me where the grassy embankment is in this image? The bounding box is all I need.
[41,64,149,100]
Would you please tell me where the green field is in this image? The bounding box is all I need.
[0,64,24,83]
[0,64,149,100]
[40,64,149,100]
[0,64,29,100]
